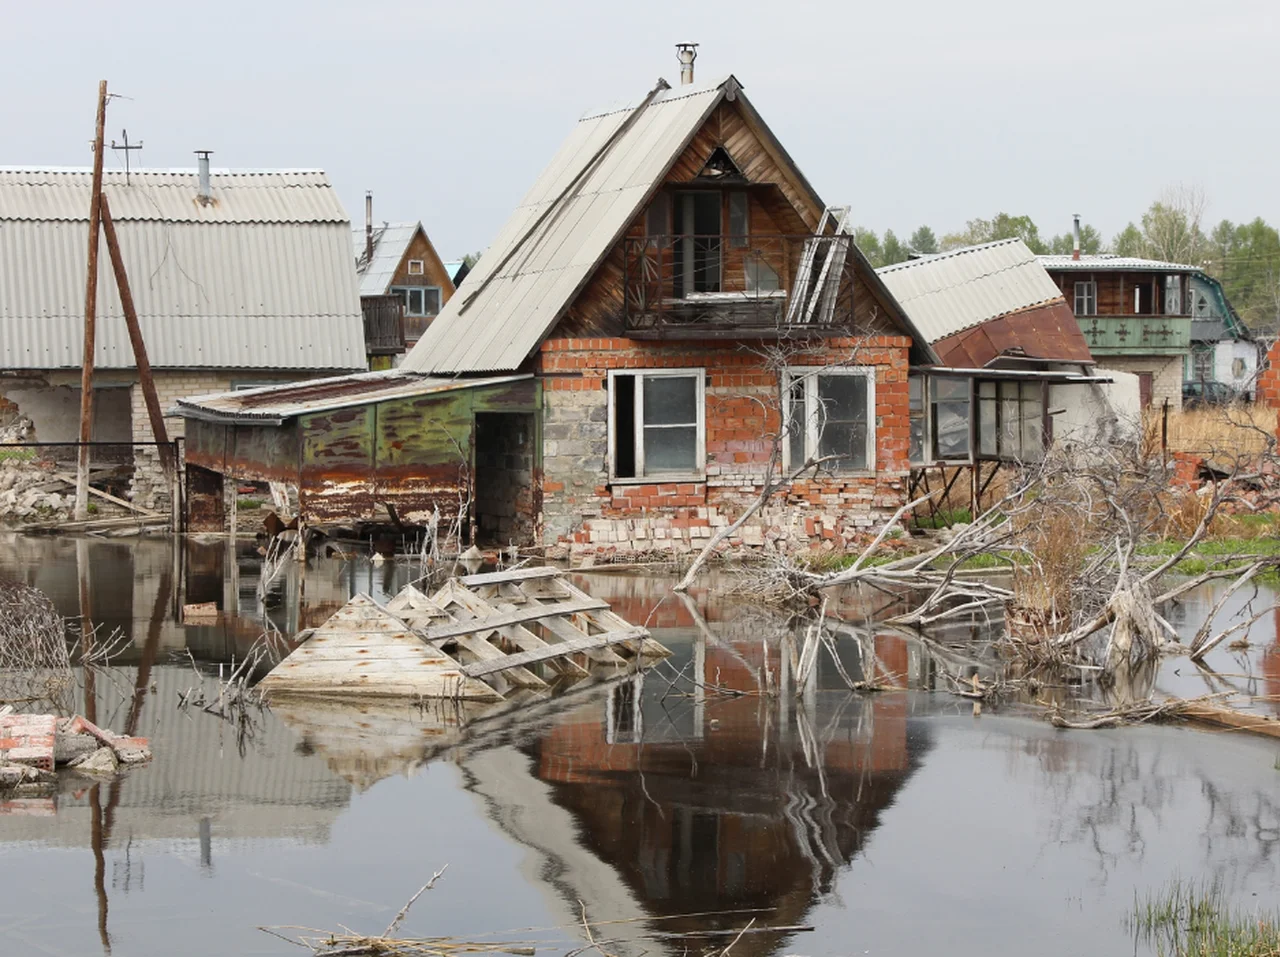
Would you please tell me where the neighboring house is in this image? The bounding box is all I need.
[1039,253,1202,408]
[443,260,471,289]
[877,240,1127,500]
[178,67,940,554]
[0,165,366,507]
[1186,272,1256,398]
[354,221,456,354]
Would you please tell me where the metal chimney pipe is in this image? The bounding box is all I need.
[195,151,213,205]
[1072,213,1081,261]
[676,43,698,85]
[365,191,374,264]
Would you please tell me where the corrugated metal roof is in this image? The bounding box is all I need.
[352,222,420,297]
[175,371,532,424]
[877,239,1066,343]
[401,78,731,375]
[0,168,365,370]
[1038,253,1199,272]
[0,168,347,222]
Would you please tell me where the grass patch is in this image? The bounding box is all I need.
[1130,877,1280,956]
[236,498,264,511]
[0,447,36,462]
[911,508,972,530]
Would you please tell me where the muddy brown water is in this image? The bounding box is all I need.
[0,534,1277,957]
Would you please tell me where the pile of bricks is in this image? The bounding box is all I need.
[0,711,151,789]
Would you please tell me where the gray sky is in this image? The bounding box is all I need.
[4,0,1276,257]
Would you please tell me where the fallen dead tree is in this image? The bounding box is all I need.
[1049,692,1280,741]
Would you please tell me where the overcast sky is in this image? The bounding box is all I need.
[4,0,1276,257]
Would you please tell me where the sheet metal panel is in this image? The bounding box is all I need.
[0,217,364,369]
[877,239,1067,344]
[1038,254,1199,272]
[0,168,347,223]
[401,82,725,375]
[352,223,419,297]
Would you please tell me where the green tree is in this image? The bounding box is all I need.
[460,249,485,268]
[908,225,939,256]
[941,213,1047,253]
[854,227,883,268]
[881,229,909,266]
[1205,217,1280,334]
[1112,223,1145,257]
[1048,224,1103,255]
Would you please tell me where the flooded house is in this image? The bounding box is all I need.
[0,162,368,507]
[177,52,1124,554]
[177,54,947,552]
[354,196,459,361]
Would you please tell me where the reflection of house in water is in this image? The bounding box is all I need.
[458,584,932,957]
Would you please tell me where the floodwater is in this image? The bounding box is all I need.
[0,534,1278,957]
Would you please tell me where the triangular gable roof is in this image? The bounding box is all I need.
[403,76,935,375]
[353,221,452,298]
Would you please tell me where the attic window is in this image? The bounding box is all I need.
[408,259,425,276]
[697,146,744,181]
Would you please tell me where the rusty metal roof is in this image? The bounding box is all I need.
[877,239,1067,344]
[174,371,533,425]
[400,77,736,374]
[0,168,365,370]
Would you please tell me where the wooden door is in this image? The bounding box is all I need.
[1138,372,1154,408]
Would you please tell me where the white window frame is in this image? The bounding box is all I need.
[1074,280,1097,316]
[782,366,877,474]
[391,285,442,318]
[407,259,425,276]
[607,368,706,483]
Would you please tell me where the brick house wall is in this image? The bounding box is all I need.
[537,335,912,560]
[1258,339,1280,412]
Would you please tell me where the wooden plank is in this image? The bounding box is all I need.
[457,566,562,587]
[52,473,161,516]
[539,578,669,657]
[462,627,650,677]
[421,598,608,641]
[532,607,630,665]
[433,581,588,677]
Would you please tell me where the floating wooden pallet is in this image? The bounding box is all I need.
[262,566,670,701]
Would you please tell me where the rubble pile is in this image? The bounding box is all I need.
[0,712,151,788]
[0,458,76,523]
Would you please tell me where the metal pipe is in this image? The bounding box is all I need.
[195,150,213,204]
[1072,213,1081,261]
[676,43,698,85]
[365,191,374,264]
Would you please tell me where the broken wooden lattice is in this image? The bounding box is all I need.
[259,567,669,699]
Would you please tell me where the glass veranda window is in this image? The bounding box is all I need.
[609,370,705,480]
[785,369,875,472]
[976,380,1044,462]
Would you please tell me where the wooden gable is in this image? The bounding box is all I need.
[548,96,922,349]
[391,226,457,305]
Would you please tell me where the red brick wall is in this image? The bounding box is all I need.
[1258,340,1280,414]
[536,335,912,557]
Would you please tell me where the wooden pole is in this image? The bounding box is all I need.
[99,193,174,482]
[75,80,109,521]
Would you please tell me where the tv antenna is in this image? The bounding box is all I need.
[110,129,143,184]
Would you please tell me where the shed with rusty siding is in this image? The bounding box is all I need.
[179,372,541,541]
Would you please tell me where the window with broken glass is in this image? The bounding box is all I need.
[976,380,1044,461]
[608,369,705,480]
[784,368,875,472]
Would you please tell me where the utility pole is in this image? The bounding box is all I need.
[75,80,109,522]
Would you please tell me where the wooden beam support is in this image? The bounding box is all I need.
[99,193,175,483]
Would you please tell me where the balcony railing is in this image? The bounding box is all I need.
[1077,314,1191,355]
[361,294,406,356]
[622,234,857,339]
